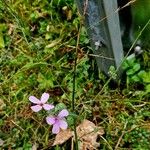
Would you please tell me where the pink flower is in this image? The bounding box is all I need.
[29,93,54,112]
[46,109,69,134]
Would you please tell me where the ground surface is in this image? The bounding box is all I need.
[0,0,150,149]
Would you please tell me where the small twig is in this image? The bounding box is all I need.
[5,113,25,132]
[100,135,113,150]
[114,121,128,150]
[83,0,88,15]
[133,102,147,108]
[118,0,136,10]
[71,138,74,150]
[88,54,114,60]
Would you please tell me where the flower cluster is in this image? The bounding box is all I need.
[29,92,69,134]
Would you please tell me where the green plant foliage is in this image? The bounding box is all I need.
[108,66,117,79]
[122,54,141,78]
[122,53,150,93]
[0,0,150,149]
[124,127,150,149]
[37,72,55,89]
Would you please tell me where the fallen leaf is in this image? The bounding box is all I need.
[52,119,104,150]
[76,119,104,150]
[53,129,73,146]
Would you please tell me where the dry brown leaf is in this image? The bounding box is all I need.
[53,129,73,146]
[52,119,104,150]
[76,119,104,150]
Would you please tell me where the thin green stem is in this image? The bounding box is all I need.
[72,25,81,150]
[72,26,81,111]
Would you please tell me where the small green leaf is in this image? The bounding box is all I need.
[67,112,78,126]
[127,68,135,75]
[138,70,146,77]
[145,84,150,93]
[133,63,141,72]
[127,63,140,75]
[138,71,150,83]
[37,73,54,89]
[122,60,130,70]
[54,103,66,112]
[67,115,74,126]
[131,75,140,82]
[126,54,136,64]
[0,33,4,48]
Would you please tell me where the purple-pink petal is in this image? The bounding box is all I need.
[43,104,54,110]
[46,116,55,125]
[59,119,68,130]
[41,93,49,103]
[31,105,42,112]
[52,124,60,134]
[58,109,69,118]
[29,96,41,104]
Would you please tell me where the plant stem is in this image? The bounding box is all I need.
[72,24,81,150]
[72,24,81,111]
